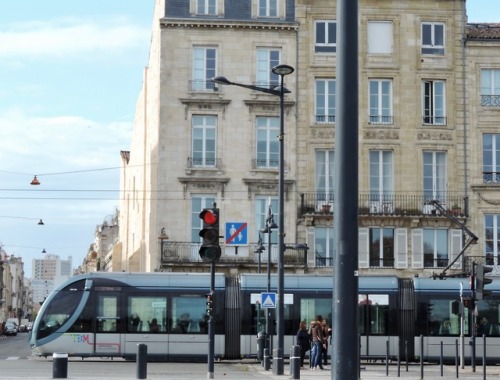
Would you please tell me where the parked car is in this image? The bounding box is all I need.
[26,322,33,333]
[4,322,17,336]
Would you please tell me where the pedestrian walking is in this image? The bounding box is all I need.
[296,320,310,369]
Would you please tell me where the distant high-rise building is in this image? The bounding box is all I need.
[31,253,72,304]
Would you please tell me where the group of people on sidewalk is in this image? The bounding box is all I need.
[296,315,331,371]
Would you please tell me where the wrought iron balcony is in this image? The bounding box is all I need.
[481,95,500,107]
[299,192,467,217]
[187,157,222,169]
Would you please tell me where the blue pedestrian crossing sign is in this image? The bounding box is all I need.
[225,222,248,245]
[261,292,276,308]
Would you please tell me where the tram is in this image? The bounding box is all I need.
[29,272,499,363]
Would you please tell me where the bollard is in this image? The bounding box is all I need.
[257,332,266,362]
[52,353,68,379]
[136,343,147,379]
[290,345,300,380]
[263,348,271,371]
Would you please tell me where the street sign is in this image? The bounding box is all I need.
[261,292,276,308]
[225,222,248,245]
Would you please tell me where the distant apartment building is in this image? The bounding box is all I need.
[31,253,72,304]
[114,0,497,279]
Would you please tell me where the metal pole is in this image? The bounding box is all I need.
[276,72,286,376]
[207,261,215,379]
[267,217,272,355]
[333,0,359,378]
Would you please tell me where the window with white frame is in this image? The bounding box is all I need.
[422,80,446,125]
[192,115,217,167]
[480,69,500,107]
[423,151,447,204]
[483,134,500,183]
[367,21,393,54]
[255,197,279,244]
[256,117,279,168]
[315,20,336,53]
[423,229,448,268]
[369,228,394,268]
[192,47,217,91]
[258,0,278,17]
[196,0,217,15]
[369,150,393,213]
[485,214,500,265]
[315,79,336,123]
[256,48,280,88]
[315,226,334,267]
[421,22,445,55]
[315,150,334,210]
[191,195,216,242]
[369,79,393,124]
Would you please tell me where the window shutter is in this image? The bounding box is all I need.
[450,229,463,270]
[412,229,424,269]
[359,228,369,268]
[395,228,408,268]
[307,227,316,268]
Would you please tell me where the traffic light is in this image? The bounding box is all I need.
[476,264,493,300]
[198,208,221,262]
[206,292,214,316]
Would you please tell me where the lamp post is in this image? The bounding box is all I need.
[212,64,294,375]
[158,228,169,268]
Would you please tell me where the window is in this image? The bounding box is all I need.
[358,294,390,335]
[369,79,393,124]
[315,150,334,210]
[422,80,446,125]
[367,21,393,54]
[196,0,216,15]
[315,226,334,267]
[255,197,279,245]
[315,21,336,53]
[423,229,448,268]
[315,79,336,123]
[369,150,393,213]
[171,295,208,334]
[192,115,217,167]
[256,116,279,168]
[256,48,280,88]
[480,69,500,107]
[421,22,445,55]
[423,151,447,204]
[417,298,467,337]
[258,0,278,17]
[485,214,500,266]
[192,47,217,91]
[483,134,500,183]
[369,228,394,267]
[191,195,216,242]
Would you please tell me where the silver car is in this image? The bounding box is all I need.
[4,322,17,336]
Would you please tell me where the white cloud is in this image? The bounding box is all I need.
[0,17,150,60]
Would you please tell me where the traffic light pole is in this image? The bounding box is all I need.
[207,261,215,379]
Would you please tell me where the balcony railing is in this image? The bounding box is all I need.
[160,242,307,267]
[189,80,219,92]
[315,115,336,124]
[481,95,500,107]
[369,115,394,125]
[483,171,500,183]
[300,193,467,217]
[422,116,447,126]
[187,157,222,169]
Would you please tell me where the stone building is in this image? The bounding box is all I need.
[117,0,495,278]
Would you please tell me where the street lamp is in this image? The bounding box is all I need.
[212,64,294,375]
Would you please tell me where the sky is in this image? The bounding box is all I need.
[0,1,496,279]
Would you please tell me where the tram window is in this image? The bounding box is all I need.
[421,299,465,336]
[476,299,500,336]
[358,294,389,335]
[36,281,85,340]
[300,298,333,326]
[97,295,120,333]
[128,296,167,333]
[171,296,207,334]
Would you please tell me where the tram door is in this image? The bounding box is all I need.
[94,291,122,355]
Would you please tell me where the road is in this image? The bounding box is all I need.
[1,334,500,379]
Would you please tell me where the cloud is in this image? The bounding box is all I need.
[0,17,150,61]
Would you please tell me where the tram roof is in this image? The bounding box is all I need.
[57,272,226,290]
[240,274,399,292]
[413,277,499,293]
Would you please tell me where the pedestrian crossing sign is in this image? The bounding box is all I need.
[261,292,276,308]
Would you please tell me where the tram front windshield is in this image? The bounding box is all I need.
[36,280,86,340]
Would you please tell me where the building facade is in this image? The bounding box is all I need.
[116,0,497,279]
[31,253,72,304]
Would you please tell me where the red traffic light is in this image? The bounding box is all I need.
[200,209,218,225]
